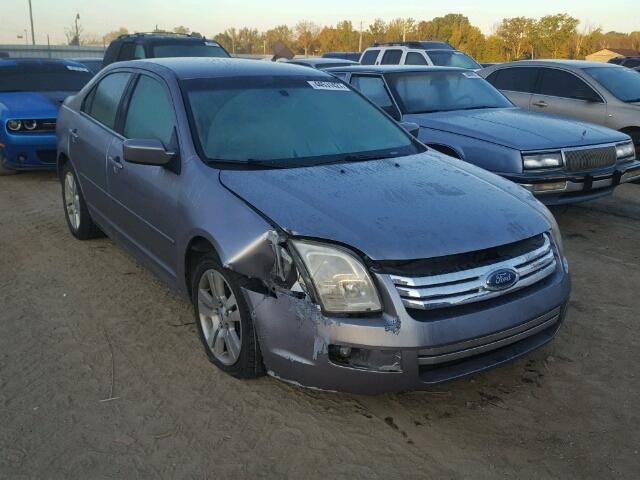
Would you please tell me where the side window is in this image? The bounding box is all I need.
[360,49,380,65]
[405,52,428,65]
[487,67,538,93]
[123,75,175,146]
[625,59,640,68]
[85,72,132,129]
[350,75,396,111]
[538,68,600,101]
[381,49,403,65]
[133,44,146,59]
[118,42,136,61]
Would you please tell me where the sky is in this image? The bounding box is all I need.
[1,0,638,45]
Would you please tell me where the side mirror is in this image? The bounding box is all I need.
[123,139,176,166]
[400,121,420,138]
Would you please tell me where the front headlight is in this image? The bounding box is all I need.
[291,240,382,314]
[522,151,563,169]
[7,119,22,131]
[616,141,635,161]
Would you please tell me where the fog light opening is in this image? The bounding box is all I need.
[18,154,27,163]
[329,345,402,373]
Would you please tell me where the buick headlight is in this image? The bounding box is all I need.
[291,240,382,314]
[522,151,563,169]
[616,141,635,161]
[7,120,22,131]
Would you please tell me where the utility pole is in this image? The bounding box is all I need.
[75,13,80,45]
[28,0,35,44]
[359,21,363,52]
[24,29,28,45]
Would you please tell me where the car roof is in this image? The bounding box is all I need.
[112,57,335,80]
[0,58,89,70]
[288,58,358,67]
[492,59,621,70]
[325,65,468,74]
[113,33,207,45]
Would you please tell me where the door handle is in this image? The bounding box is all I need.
[108,155,123,171]
[532,100,548,108]
[69,128,79,143]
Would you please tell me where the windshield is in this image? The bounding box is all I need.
[0,64,92,92]
[152,43,229,58]
[585,66,640,102]
[427,51,482,70]
[386,71,512,114]
[183,76,420,166]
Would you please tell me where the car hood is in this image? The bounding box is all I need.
[403,108,627,151]
[219,151,550,261]
[0,91,72,118]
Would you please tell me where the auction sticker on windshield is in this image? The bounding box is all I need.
[307,81,350,91]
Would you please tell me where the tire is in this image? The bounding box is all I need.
[191,254,264,379]
[61,162,102,240]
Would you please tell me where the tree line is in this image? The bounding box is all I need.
[85,13,640,62]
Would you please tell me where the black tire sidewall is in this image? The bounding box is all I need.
[191,254,262,379]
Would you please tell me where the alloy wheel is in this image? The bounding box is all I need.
[197,269,243,366]
[64,171,81,231]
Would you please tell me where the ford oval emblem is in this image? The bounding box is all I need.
[485,269,519,291]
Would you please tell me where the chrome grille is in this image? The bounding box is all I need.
[391,234,556,310]
[564,146,616,172]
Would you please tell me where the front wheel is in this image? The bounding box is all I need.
[61,162,102,239]
[192,254,264,379]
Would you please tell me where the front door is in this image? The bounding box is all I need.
[530,67,607,125]
[106,74,180,281]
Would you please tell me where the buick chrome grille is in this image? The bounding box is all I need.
[564,145,616,172]
[391,234,556,310]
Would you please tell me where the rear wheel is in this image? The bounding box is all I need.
[191,254,264,379]
[61,162,102,239]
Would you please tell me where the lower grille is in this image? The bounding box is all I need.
[564,145,616,172]
[417,307,562,366]
[391,234,556,310]
[37,150,56,163]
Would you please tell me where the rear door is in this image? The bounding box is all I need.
[484,66,539,110]
[70,71,132,220]
[106,73,180,280]
[530,67,607,124]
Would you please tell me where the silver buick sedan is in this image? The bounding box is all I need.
[481,60,640,148]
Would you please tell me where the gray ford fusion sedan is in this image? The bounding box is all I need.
[56,58,571,394]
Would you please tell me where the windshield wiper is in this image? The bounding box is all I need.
[205,158,291,169]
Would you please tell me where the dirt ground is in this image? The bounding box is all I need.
[1,171,639,479]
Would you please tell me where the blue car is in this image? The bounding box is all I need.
[327,65,640,205]
[56,58,570,394]
[0,58,92,175]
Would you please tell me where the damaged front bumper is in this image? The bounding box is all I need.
[243,261,570,395]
